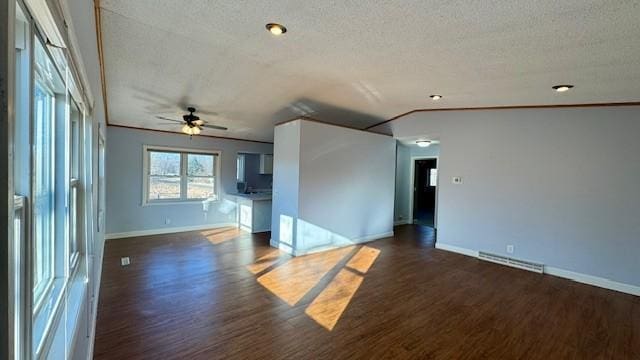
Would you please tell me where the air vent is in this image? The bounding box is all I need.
[478,251,543,274]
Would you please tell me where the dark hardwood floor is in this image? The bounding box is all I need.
[94,225,639,359]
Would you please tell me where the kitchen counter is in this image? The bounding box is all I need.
[234,193,272,201]
[235,193,272,233]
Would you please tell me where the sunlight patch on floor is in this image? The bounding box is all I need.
[250,244,381,330]
[305,269,364,330]
[256,246,354,306]
[202,227,246,245]
[346,246,381,274]
[246,248,289,274]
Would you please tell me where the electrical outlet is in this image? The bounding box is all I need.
[506,245,514,254]
[165,218,171,225]
[121,257,130,266]
[452,176,463,184]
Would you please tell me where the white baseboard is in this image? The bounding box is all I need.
[434,242,639,297]
[269,231,394,256]
[105,222,238,240]
[435,242,479,257]
[86,245,103,360]
[269,239,294,255]
[545,266,640,296]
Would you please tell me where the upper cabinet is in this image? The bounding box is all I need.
[259,154,273,174]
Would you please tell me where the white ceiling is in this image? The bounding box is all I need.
[99,0,640,142]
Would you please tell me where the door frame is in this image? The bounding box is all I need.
[409,156,439,228]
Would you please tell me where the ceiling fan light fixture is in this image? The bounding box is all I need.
[192,126,201,135]
[266,23,286,35]
[416,140,432,147]
[182,124,192,135]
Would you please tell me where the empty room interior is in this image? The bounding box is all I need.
[3,1,640,359]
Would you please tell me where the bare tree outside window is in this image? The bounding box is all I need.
[149,151,181,199]
[146,149,218,203]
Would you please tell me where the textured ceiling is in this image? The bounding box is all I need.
[100,0,640,142]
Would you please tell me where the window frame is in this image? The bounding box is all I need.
[142,145,221,206]
[68,97,82,273]
[31,74,56,313]
[237,153,246,182]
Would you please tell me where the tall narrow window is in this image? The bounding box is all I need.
[237,154,246,182]
[33,79,55,305]
[32,36,68,355]
[68,102,81,269]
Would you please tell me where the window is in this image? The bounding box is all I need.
[187,153,215,199]
[30,36,72,358]
[12,3,92,358]
[144,146,219,204]
[69,102,81,270]
[237,154,246,182]
[429,168,438,187]
[32,77,55,305]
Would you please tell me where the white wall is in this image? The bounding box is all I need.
[106,126,273,236]
[373,106,640,289]
[271,120,396,255]
[270,121,301,253]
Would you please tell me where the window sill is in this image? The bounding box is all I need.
[141,198,219,207]
[32,277,66,356]
[45,259,87,359]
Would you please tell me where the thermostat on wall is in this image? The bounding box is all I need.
[452,176,463,184]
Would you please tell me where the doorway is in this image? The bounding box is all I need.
[411,158,438,228]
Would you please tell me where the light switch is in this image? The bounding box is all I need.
[452,176,463,184]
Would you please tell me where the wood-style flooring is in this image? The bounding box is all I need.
[93,225,639,359]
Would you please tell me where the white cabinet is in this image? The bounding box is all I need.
[259,154,273,174]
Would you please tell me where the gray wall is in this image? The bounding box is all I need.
[106,126,273,235]
[272,120,396,255]
[374,106,640,287]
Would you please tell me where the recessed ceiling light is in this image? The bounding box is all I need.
[552,85,574,92]
[266,23,287,36]
[430,95,442,100]
[416,140,432,147]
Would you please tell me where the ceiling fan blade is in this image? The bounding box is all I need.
[201,124,228,131]
[156,116,183,123]
[197,109,219,116]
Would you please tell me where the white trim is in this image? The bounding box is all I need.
[105,222,238,240]
[394,219,410,226]
[435,242,640,296]
[295,231,394,256]
[86,239,105,360]
[141,145,221,206]
[435,242,479,257]
[269,239,294,255]
[545,266,640,297]
[269,231,394,257]
[409,156,439,227]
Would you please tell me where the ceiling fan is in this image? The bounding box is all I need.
[156,107,228,135]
